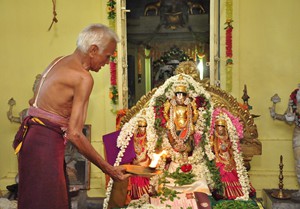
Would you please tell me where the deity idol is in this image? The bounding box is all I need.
[132,117,150,166]
[127,117,151,202]
[163,75,198,157]
[147,74,212,208]
[210,110,255,200]
[107,116,151,208]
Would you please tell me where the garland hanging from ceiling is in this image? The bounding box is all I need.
[107,0,118,111]
[225,0,233,92]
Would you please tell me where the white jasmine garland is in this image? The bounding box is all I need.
[103,74,251,208]
[226,118,250,200]
[210,109,251,201]
[103,111,153,209]
[145,74,217,191]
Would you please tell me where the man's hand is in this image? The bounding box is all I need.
[107,165,131,181]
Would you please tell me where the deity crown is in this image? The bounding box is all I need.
[215,114,227,126]
[174,74,188,93]
[137,117,147,127]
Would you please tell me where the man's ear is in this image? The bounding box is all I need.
[89,45,99,56]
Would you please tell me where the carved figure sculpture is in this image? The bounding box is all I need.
[144,0,161,16]
[7,74,42,124]
[160,0,189,29]
[7,98,24,124]
[154,64,174,87]
[269,84,300,199]
[187,0,205,15]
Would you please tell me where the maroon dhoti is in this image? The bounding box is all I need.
[13,116,70,209]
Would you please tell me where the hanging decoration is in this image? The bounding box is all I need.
[225,0,233,92]
[48,0,58,31]
[109,51,118,106]
[107,0,118,112]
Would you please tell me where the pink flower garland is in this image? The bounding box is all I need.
[210,107,243,139]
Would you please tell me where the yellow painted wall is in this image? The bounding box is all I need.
[0,0,116,197]
[1,0,300,199]
[220,0,300,197]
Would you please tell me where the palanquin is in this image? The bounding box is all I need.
[103,61,262,209]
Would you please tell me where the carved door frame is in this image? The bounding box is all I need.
[209,0,220,85]
[116,0,129,109]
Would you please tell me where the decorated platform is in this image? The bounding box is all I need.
[103,61,262,209]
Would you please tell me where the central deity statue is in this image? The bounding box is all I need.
[163,75,198,155]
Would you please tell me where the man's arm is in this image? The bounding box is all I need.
[66,73,129,181]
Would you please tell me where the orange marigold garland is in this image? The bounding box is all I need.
[225,0,233,92]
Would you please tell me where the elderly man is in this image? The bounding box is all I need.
[13,24,130,209]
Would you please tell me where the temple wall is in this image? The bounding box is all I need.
[0,0,300,199]
[0,0,114,197]
[219,0,300,197]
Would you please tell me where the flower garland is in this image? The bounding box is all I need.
[103,115,138,209]
[103,106,158,209]
[109,52,118,106]
[102,74,252,208]
[225,0,233,92]
[210,108,251,201]
[145,74,219,192]
[103,74,215,208]
[146,74,213,158]
[107,0,116,20]
[107,0,118,111]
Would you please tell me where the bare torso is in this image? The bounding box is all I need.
[25,39,130,182]
[29,54,93,121]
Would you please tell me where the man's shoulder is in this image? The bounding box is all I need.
[67,68,93,88]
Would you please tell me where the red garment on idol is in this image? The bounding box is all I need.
[212,131,255,199]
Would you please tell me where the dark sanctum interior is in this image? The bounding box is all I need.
[126,0,211,107]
